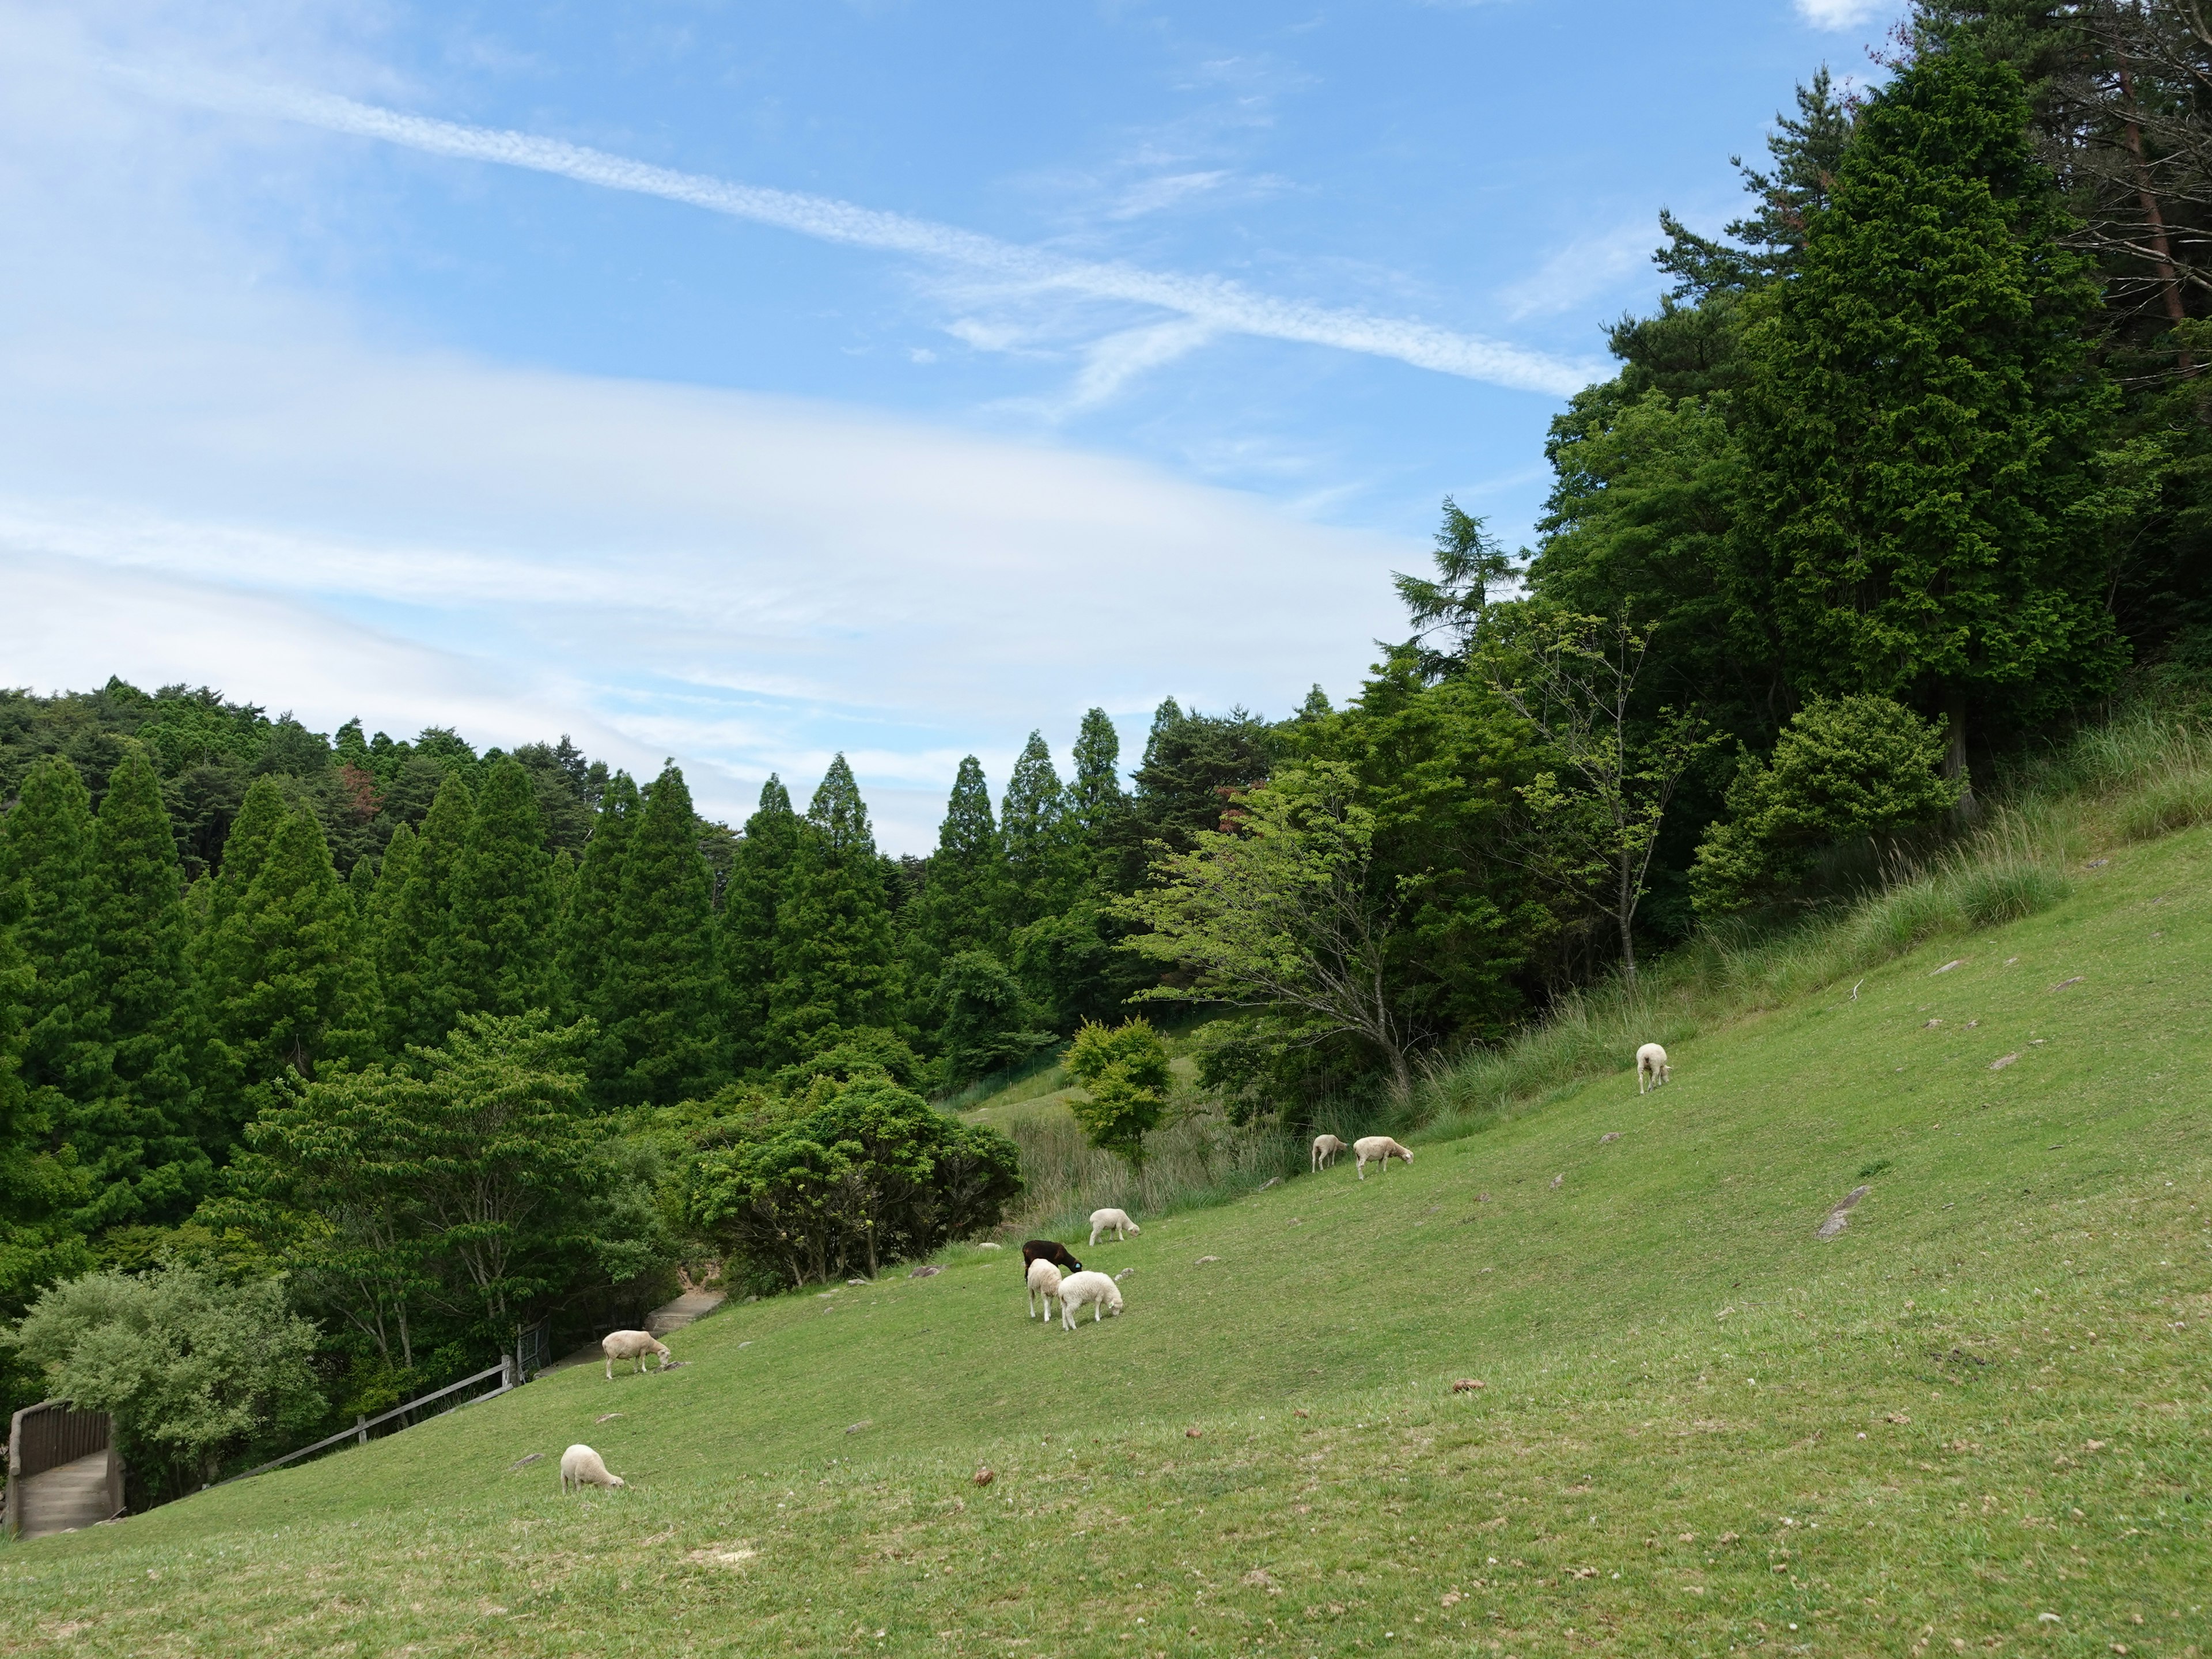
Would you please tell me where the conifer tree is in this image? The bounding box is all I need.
[719,776,800,1075]
[597,766,725,1108]
[1001,733,1077,927]
[0,911,93,1320]
[556,771,636,1032]
[1738,49,2123,791]
[1069,707,1126,839]
[375,771,472,1054]
[87,745,210,1224]
[448,756,554,1019]
[203,777,290,934]
[768,756,897,1061]
[902,757,1007,1032]
[199,807,378,1143]
[346,853,376,916]
[3,760,115,1196]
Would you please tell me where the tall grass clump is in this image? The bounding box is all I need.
[995,1108,1302,1241]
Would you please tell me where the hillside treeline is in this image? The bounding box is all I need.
[7,15,2212,1488]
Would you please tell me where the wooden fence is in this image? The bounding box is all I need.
[5,1402,123,1538]
[217,1355,517,1487]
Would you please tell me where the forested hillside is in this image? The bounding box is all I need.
[7,12,2212,1509]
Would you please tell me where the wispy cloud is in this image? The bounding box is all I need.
[1794,0,1894,29]
[1105,168,1234,219]
[115,65,1601,397]
[1495,218,1656,322]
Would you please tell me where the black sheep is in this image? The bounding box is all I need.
[1021,1239,1082,1275]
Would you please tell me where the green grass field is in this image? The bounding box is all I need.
[2,826,2207,1657]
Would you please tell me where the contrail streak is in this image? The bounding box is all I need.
[122,67,1600,397]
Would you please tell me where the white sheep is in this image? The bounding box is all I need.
[1025,1257,1063,1321]
[559,1444,626,1492]
[1088,1207,1141,1245]
[1353,1136,1412,1180]
[602,1330,671,1380]
[1311,1134,1349,1172]
[1636,1043,1671,1094]
[1056,1270,1124,1329]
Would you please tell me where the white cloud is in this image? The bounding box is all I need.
[1105,169,1234,220]
[1794,0,1894,29]
[1495,219,1657,323]
[113,64,1601,397]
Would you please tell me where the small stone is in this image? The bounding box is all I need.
[595,1412,625,1425]
[972,1467,994,1487]
[2051,976,2085,992]
[1185,1427,1202,1438]
[908,1264,942,1278]
[1599,1132,1622,1143]
[1450,1378,1486,1393]
[1990,1053,2019,1071]
[508,1452,545,1471]
[846,1419,872,1435]
[976,1243,1002,1251]
[1196,1255,1221,1265]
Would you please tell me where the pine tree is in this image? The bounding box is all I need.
[376,771,472,1053]
[1069,707,1126,839]
[0,908,93,1322]
[597,766,725,1108]
[768,756,897,1061]
[199,806,379,1143]
[902,757,1007,1033]
[87,745,210,1224]
[1001,733,1076,928]
[1738,49,2123,789]
[448,756,554,1018]
[203,776,290,935]
[556,771,637,1032]
[3,760,115,1201]
[719,776,800,1075]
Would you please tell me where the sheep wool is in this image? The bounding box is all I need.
[559,1444,626,1492]
[1088,1207,1141,1245]
[603,1330,671,1380]
[1025,1257,1064,1321]
[1057,1270,1124,1329]
[1352,1137,1413,1180]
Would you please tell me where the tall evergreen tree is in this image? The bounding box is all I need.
[902,757,1007,1037]
[719,776,800,1076]
[1069,707,1126,840]
[1738,49,2124,788]
[375,771,472,1054]
[86,746,210,1224]
[597,766,725,1109]
[556,771,637,1032]
[768,756,897,1062]
[3,760,115,1203]
[1001,733,1077,927]
[448,757,554,1019]
[198,807,378,1144]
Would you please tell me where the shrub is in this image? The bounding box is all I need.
[5,1262,323,1500]
[1062,1018,1172,1169]
[1693,696,1961,914]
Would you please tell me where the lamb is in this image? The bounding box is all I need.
[1311,1134,1349,1172]
[1025,1257,1063,1321]
[1635,1043,1671,1094]
[1088,1207,1141,1245]
[559,1444,626,1492]
[1021,1238,1083,1276]
[1056,1270,1124,1329]
[602,1330,671,1380]
[1353,1136,1413,1180]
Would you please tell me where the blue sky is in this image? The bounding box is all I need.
[0,0,1903,850]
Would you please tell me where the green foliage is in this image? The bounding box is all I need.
[769,756,898,1063]
[194,802,378,1144]
[556,771,637,1047]
[6,1262,322,1495]
[688,1077,1020,1285]
[373,771,471,1055]
[1737,50,2125,762]
[3,759,116,1208]
[1061,1017,1172,1166]
[933,951,1054,1087]
[1391,497,1515,676]
[598,766,726,1111]
[1068,707,1126,840]
[1692,696,1965,914]
[720,777,801,1075]
[770,1028,927,1098]
[902,757,1009,1027]
[446,757,555,1020]
[88,745,210,1225]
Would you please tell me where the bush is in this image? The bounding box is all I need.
[1693,696,1961,914]
[687,1078,1021,1286]
[5,1262,323,1500]
[1062,1018,1172,1169]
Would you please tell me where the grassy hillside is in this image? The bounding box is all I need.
[2,824,2207,1656]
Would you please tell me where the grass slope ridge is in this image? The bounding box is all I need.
[2,828,2209,1656]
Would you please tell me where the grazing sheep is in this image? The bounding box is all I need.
[1088,1207,1141,1245]
[602,1330,671,1381]
[1021,1238,1083,1276]
[1312,1134,1349,1172]
[1026,1257,1063,1321]
[559,1444,626,1492]
[1353,1136,1412,1180]
[1056,1270,1124,1329]
[1636,1043,1671,1094]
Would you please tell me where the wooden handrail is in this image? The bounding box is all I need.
[218,1359,513,1487]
